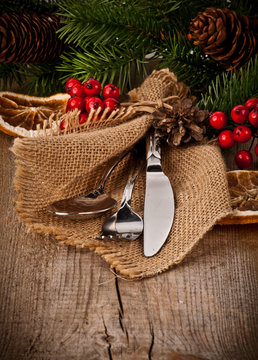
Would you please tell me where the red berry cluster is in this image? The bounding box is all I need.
[209,98,258,169]
[61,77,120,129]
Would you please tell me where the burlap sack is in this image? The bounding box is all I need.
[11,69,232,279]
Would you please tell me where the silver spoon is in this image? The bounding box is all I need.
[99,148,144,241]
[47,150,130,217]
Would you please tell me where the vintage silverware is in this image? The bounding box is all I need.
[47,150,130,216]
[99,147,144,241]
[143,129,175,257]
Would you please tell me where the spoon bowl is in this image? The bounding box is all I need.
[48,192,117,216]
[47,150,130,217]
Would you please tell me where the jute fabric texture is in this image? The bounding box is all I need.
[11,69,232,279]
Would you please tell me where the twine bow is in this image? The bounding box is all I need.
[120,95,180,114]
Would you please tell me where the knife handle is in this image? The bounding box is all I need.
[146,130,163,170]
[146,129,162,160]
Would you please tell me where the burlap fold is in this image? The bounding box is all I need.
[11,69,232,279]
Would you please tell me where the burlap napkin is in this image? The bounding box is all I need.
[11,69,232,279]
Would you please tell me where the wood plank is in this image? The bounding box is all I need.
[0,132,257,360]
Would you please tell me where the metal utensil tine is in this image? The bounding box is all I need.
[95,234,122,241]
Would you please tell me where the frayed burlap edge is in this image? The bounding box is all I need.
[11,138,232,280]
[11,211,232,280]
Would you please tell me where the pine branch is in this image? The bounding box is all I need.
[20,63,64,96]
[57,0,181,50]
[0,62,64,96]
[0,63,24,90]
[57,44,155,92]
[156,33,223,94]
[198,57,258,117]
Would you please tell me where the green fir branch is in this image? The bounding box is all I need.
[57,44,155,92]
[0,63,24,90]
[0,63,64,96]
[198,57,258,117]
[19,63,64,96]
[156,33,223,93]
[57,0,181,50]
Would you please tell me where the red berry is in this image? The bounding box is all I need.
[245,98,258,112]
[209,111,227,129]
[231,105,249,124]
[60,119,67,130]
[235,150,252,169]
[255,143,258,157]
[233,125,252,143]
[218,130,235,148]
[66,97,85,112]
[65,78,81,94]
[248,108,258,127]
[84,96,93,108]
[86,96,104,113]
[83,78,101,96]
[103,84,120,99]
[79,112,89,124]
[70,83,86,98]
[104,97,120,113]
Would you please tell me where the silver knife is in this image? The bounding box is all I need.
[144,130,175,257]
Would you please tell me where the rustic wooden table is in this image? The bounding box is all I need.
[0,131,257,360]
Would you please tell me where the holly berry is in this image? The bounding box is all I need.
[231,105,249,124]
[83,78,101,96]
[60,119,67,130]
[79,112,89,124]
[85,96,104,113]
[70,83,86,98]
[235,150,252,169]
[248,108,258,127]
[245,98,258,112]
[84,96,93,108]
[103,84,120,99]
[218,130,235,148]
[65,78,81,94]
[209,111,227,129]
[255,143,258,157]
[104,97,120,113]
[233,125,252,143]
[66,96,85,112]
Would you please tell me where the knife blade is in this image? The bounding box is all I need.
[143,130,175,257]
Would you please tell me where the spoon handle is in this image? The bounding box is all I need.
[101,149,131,190]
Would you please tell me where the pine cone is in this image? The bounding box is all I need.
[153,99,208,146]
[0,13,66,63]
[188,8,257,70]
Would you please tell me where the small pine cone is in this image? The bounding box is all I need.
[188,8,257,70]
[153,99,208,146]
[0,13,66,63]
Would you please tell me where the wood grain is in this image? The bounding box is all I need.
[0,132,257,360]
